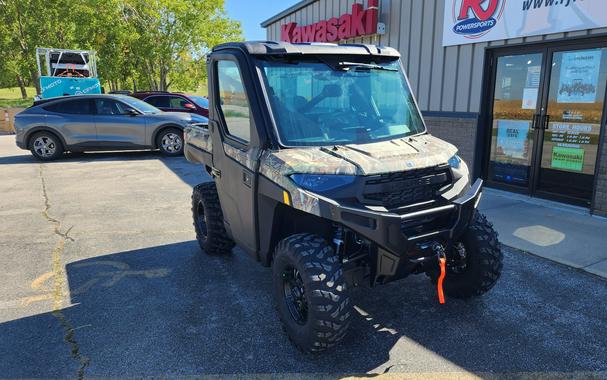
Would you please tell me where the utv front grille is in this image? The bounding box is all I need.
[362,165,451,209]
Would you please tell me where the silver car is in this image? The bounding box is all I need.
[14,94,208,160]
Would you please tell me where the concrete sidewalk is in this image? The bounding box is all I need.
[479,188,607,279]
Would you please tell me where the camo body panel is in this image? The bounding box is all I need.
[259,134,457,215]
[223,143,259,171]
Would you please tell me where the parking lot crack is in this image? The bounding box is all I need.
[39,164,89,379]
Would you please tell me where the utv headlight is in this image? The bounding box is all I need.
[290,174,356,192]
[448,154,462,169]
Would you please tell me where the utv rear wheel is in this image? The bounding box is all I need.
[192,182,234,255]
[157,128,184,156]
[435,211,503,298]
[29,131,64,161]
[272,234,351,353]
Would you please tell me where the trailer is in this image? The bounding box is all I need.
[36,47,102,99]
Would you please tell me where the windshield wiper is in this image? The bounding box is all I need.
[336,62,398,72]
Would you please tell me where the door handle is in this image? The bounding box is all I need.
[242,170,252,188]
[211,167,221,178]
[542,114,551,130]
[531,114,540,130]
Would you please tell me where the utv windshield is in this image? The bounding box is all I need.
[258,58,426,147]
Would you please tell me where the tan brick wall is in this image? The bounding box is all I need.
[423,115,478,172]
[593,135,607,216]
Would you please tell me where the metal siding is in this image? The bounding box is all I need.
[506,38,524,45]
[524,35,544,42]
[417,0,436,111]
[455,44,473,112]
[397,0,412,70]
[387,0,399,49]
[332,0,339,19]
[441,46,458,112]
[566,30,589,38]
[469,42,488,113]
[408,0,423,96]
[319,0,326,22]
[429,0,444,111]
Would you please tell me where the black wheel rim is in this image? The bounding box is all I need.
[282,266,308,325]
[196,201,208,240]
[448,242,468,274]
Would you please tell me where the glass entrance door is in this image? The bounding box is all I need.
[488,53,544,189]
[485,43,607,206]
[536,48,607,202]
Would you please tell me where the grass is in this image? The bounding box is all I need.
[0,87,36,108]
[0,82,209,109]
[174,83,208,97]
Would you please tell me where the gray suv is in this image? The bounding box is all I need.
[14,94,208,160]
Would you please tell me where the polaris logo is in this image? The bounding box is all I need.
[451,0,505,39]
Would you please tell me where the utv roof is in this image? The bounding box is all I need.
[212,41,400,58]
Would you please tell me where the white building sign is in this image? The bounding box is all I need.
[443,0,607,47]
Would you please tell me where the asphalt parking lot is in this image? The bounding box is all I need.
[1,135,606,379]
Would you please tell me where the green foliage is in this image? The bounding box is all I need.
[0,87,35,107]
[0,0,242,95]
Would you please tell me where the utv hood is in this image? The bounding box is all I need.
[262,134,458,177]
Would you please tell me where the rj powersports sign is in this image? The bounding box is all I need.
[280,0,379,43]
[443,0,607,46]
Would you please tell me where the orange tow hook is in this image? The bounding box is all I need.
[437,254,446,304]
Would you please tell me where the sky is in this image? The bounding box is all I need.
[224,0,300,41]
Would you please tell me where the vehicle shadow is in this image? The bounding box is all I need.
[0,150,207,187]
[1,242,606,377]
[0,150,166,165]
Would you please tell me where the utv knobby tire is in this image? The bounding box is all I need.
[435,211,503,298]
[192,182,234,255]
[272,233,351,353]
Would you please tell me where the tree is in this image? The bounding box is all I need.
[122,0,241,91]
[0,0,242,95]
[0,0,76,96]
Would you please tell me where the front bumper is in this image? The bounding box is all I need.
[316,179,484,283]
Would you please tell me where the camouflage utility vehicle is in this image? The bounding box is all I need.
[185,42,503,352]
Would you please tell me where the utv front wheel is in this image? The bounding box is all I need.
[192,182,234,254]
[272,234,351,353]
[435,211,503,298]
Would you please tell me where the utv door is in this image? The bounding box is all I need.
[208,52,263,256]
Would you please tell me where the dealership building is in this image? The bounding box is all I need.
[261,0,607,216]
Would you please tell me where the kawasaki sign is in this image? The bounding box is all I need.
[280,0,379,43]
[444,0,607,46]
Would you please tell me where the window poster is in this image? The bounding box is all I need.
[557,49,602,104]
[496,120,530,160]
[526,66,541,88]
[522,65,541,109]
[522,88,538,110]
[546,122,598,174]
[552,146,585,172]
